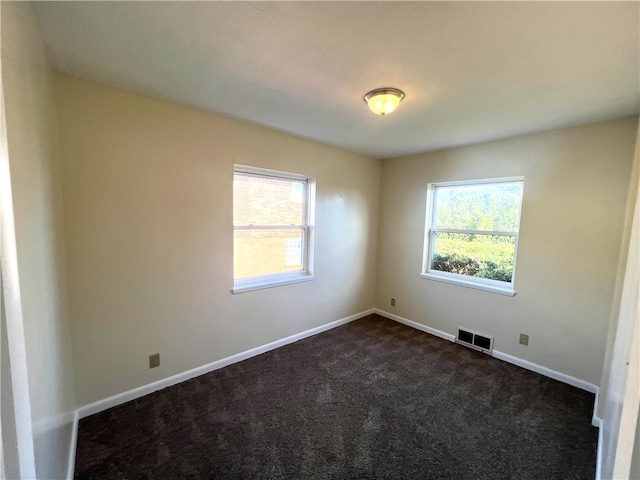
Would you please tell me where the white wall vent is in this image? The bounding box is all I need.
[456,327,493,354]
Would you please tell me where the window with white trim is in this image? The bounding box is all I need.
[233,165,315,293]
[421,177,524,296]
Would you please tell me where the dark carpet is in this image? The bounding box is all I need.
[74,314,597,479]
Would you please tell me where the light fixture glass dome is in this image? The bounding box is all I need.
[363,88,405,115]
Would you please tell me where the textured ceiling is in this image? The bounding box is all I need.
[32,1,639,159]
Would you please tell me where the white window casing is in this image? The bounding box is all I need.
[233,165,315,294]
[421,176,524,296]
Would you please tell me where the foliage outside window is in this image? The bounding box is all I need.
[233,165,315,293]
[422,177,524,296]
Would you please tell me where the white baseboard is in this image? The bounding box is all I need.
[67,411,79,480]
[374,308,598,394]
[77,308,375,419]
[592,388,601,426]
[374,309,456,342]
[491,350,598,393]
[28,411,77,480]
[594,416,604,480]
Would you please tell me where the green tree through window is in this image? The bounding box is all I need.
[422,178,524,295]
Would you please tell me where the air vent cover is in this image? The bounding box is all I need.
[457,327,493,354]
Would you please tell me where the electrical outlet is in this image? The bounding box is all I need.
[390,298,396,307]
[519,334,529,346]
[149,353,160,368]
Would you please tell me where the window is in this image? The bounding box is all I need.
[421,177,524,296]
[285,238,302,266]
[233,165,315,293]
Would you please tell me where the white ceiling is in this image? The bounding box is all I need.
[32,1,639,159]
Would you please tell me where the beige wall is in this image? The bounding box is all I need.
[1,2,76,478]
[376,117,638,385]
[54,75,381,407]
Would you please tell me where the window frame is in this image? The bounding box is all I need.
[232,165,315,294]
[420,176,524,296]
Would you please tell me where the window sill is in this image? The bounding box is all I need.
[232,272,315,294]
[420,272,515,297]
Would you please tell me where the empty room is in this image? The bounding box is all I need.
[1,1,639,479]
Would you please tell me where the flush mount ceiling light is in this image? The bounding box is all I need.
[363,88,405,115]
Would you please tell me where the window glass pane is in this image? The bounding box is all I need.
[234,174,304,226]
[431,232,515,282]
[234,229,303,279]
[435,182,522,232]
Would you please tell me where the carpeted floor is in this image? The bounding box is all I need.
[74,314,597,479]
